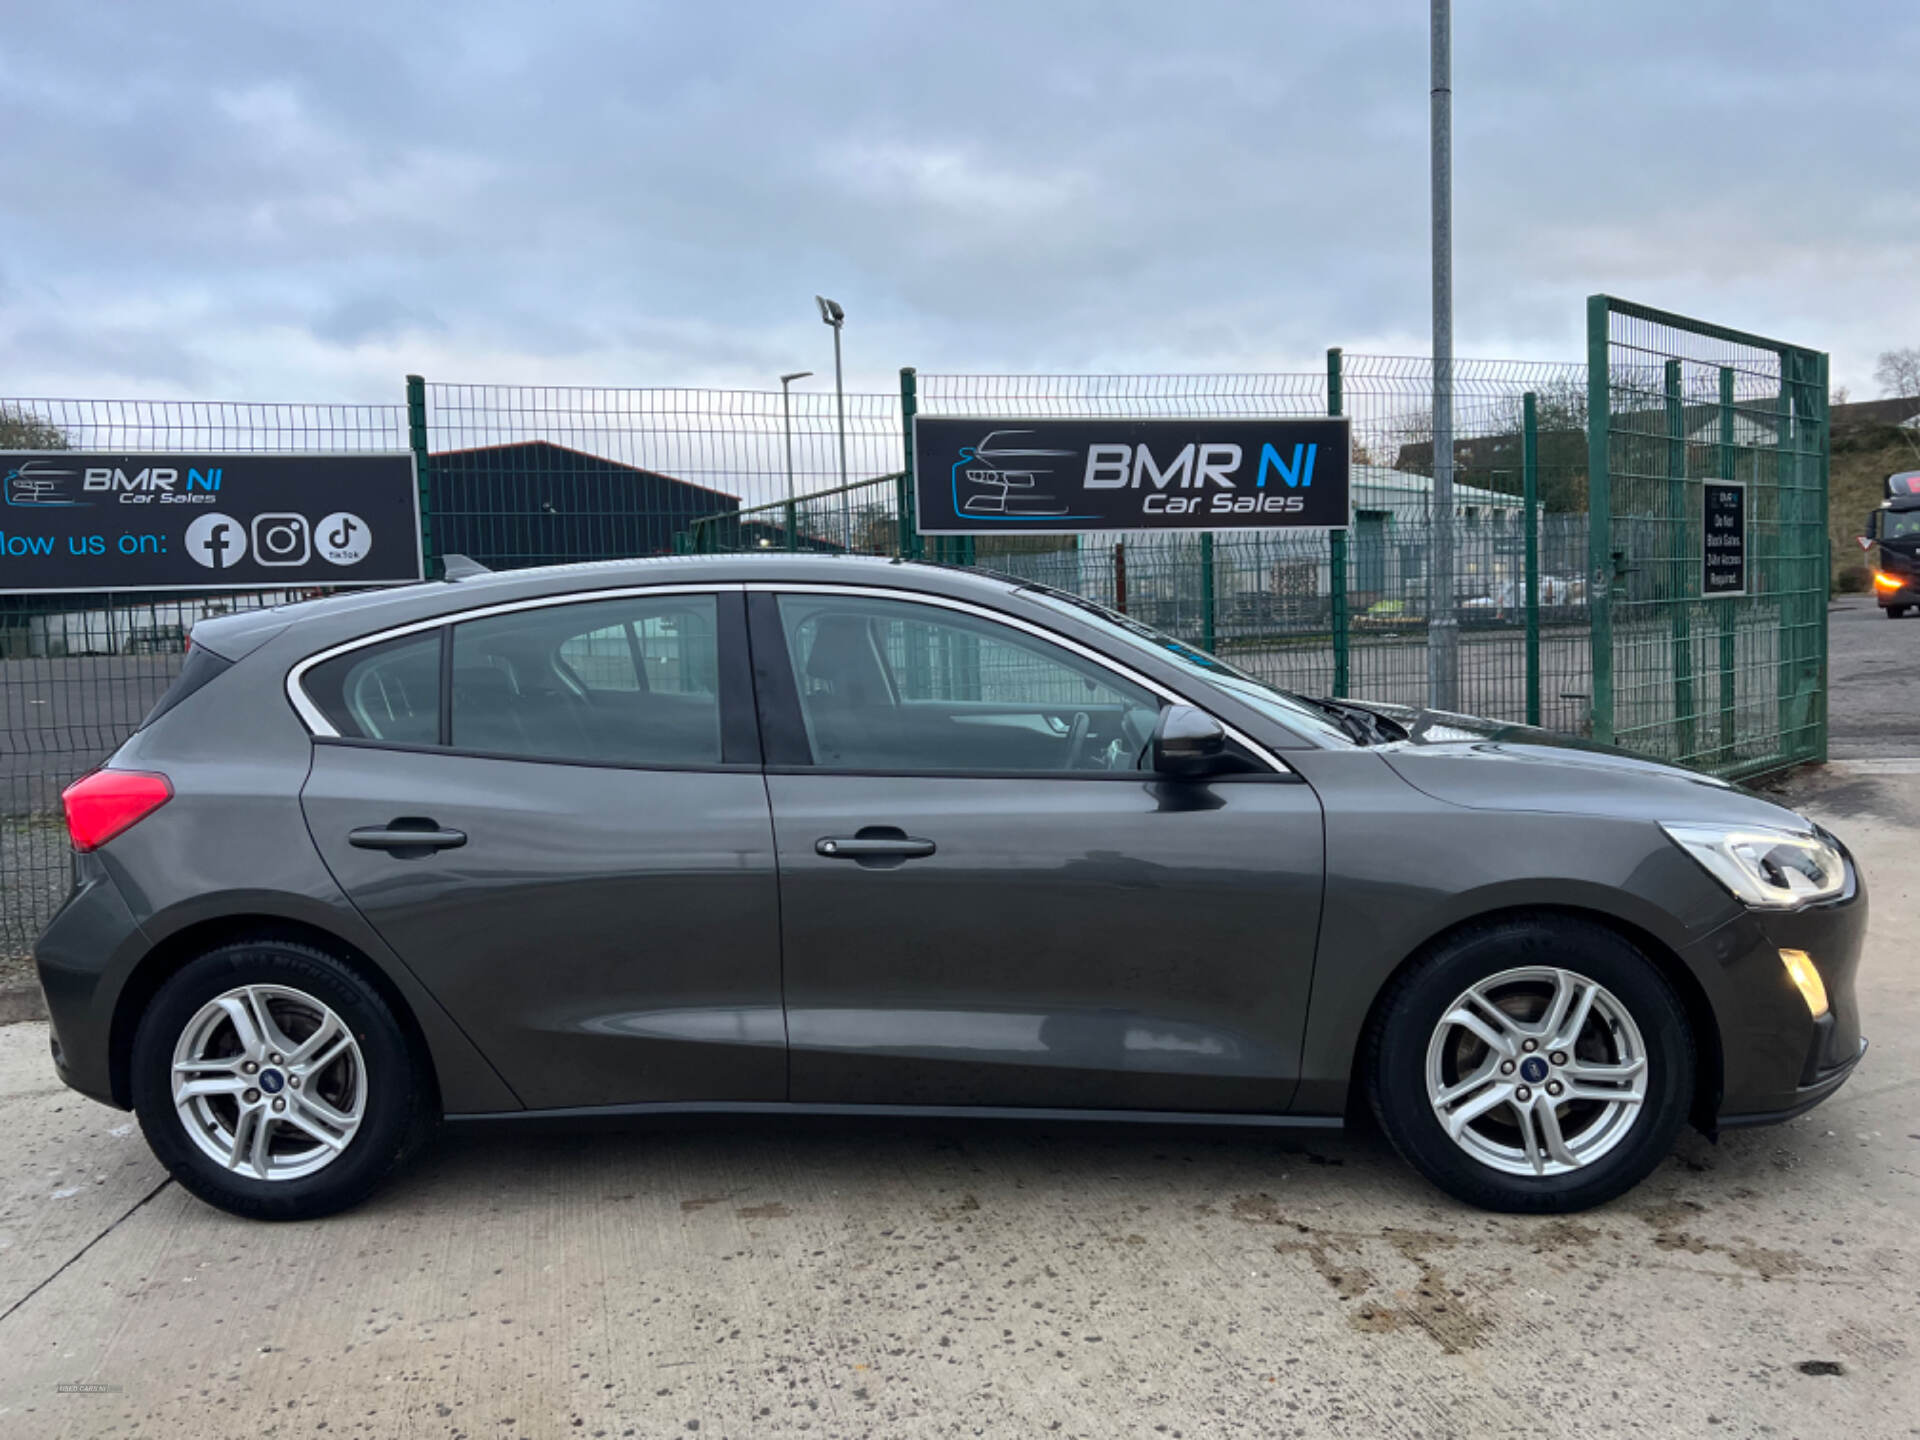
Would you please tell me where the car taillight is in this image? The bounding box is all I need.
[62,769,172,853]
[1875,571,1903,590]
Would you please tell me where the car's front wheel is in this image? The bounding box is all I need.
[130,939,434,1220]
[1368,915,1694,1213]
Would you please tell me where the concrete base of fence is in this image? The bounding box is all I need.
[0,981,49,1026]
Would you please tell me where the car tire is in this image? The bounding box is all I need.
[131,938,435,1221]
[1367,914,1694,1214]
[1886,606,1906,619]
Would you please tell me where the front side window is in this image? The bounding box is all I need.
[303,632,441,744]
[776,594,1160,773]
[452,595,721,766]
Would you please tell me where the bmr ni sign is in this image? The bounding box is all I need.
[0,451,423,593]
[912,416,1351,535]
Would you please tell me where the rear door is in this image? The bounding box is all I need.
[752,586,1326,1114]
[298,587,784,1111]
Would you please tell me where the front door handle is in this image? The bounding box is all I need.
[349,822,467,853]
[816,834,936,861]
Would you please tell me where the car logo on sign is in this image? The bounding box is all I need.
[4,459,86,508]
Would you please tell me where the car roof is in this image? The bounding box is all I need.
[190,553,1029,658]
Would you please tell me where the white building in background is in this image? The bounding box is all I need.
[983,462,1582,629]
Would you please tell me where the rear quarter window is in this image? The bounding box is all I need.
[301,632,442,744]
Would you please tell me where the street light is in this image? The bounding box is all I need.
[1428,0,1459,710]
[779,370,812,552]
[816,296,851,549]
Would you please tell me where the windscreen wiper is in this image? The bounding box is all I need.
[1296,695,1409,746]
[1283,693,1381,745]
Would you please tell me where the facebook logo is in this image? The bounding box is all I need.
[184,513,247,569]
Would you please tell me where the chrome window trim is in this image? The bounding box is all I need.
[287,577,1294,776]
[285,583,736,737]
[749,582,1293,776]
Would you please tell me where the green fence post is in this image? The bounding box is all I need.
[1327,347,1349,697]
[1665,360,1696,764]
[898,367,921,560]
[1775,359,1798,765]
[1585,297,1613,744]
[1199,532,1216,652]
[1717,366,1737,763]
[1815,350,1830,764]
[1522,391,1541,726]
[405,374,437,580]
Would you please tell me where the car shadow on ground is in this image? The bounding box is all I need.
[357,1103,1865,1238]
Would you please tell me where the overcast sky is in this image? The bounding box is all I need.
[3,1,1916,404]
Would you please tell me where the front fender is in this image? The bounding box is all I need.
[1287,751,1740,1113]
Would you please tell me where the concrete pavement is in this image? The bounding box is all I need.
[0,768,1916,1438]
[1827,594,1920,759]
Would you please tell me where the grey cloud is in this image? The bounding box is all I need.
[1,0,1915,400]
[313,297,447,348]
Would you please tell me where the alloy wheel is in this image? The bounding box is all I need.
[171,983,366,1181]
[1425,965,1649,1178]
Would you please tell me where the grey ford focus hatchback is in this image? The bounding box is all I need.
[36,555,1866,1219]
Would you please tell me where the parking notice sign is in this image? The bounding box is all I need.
[0,451,422,593]
[1702,478,1747,597]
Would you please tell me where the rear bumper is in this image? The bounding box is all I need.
[33,853,149,1109]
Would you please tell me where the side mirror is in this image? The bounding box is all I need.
[1151,704,1231,779]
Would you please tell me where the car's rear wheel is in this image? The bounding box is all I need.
[131,939,433,1220]
[1886,605,1907,619]
[1368,916,1693,1213]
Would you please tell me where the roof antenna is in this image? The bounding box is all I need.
[441,554,491,581]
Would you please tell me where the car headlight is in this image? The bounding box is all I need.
[1660,822,1848,910]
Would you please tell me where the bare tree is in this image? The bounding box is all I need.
[1873,347,1920,399]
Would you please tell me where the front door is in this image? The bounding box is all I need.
[299,588,784,1111]
[751,588,1325,1114]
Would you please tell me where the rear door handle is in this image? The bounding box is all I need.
[816,835,936,860]
[349,823,467,853]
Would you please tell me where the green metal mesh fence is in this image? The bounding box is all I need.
[0,397,407,957]
[0,321,1829,957]
[1587,298,1828,775]
[419,382,904,569]
[913,359,1593,724]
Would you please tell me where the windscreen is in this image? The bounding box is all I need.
[1014,584,1357,747]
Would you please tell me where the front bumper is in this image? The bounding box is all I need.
[1694,850,1869,1128]
[1720,1036,1868,1127]
[1875,572,1918,607]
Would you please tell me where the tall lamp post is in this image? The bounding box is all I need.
[779,370,812,551]
[1428,0,1459,710]
[816,296,851,549]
